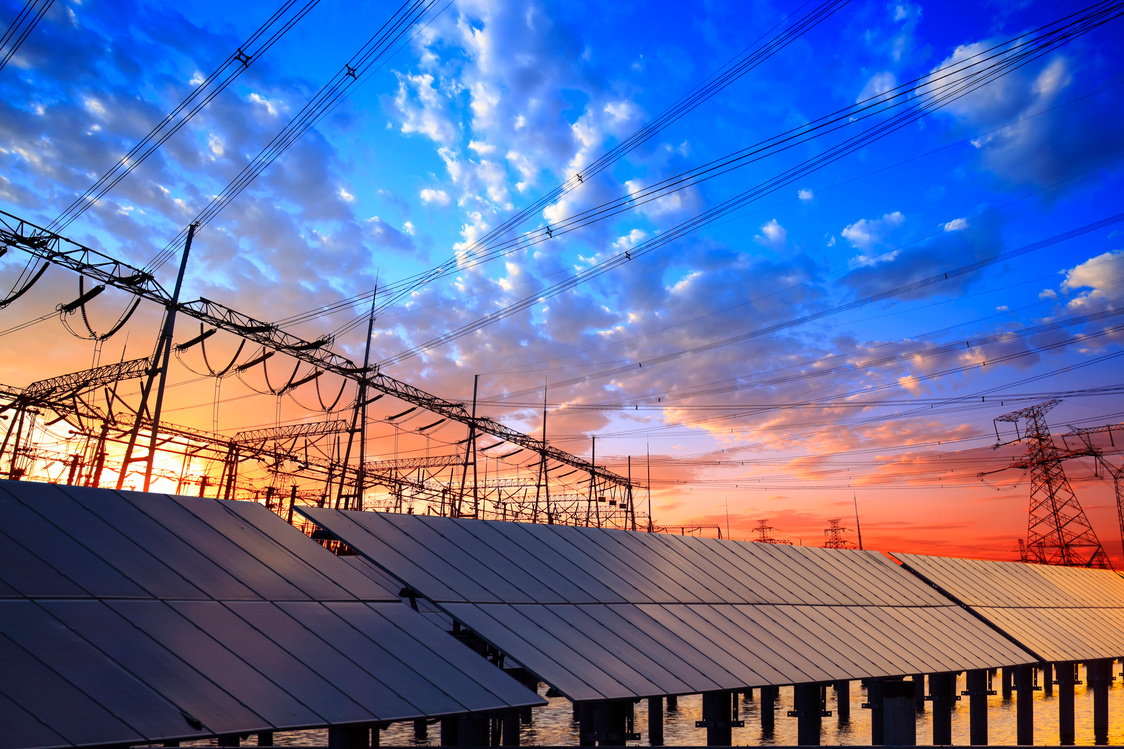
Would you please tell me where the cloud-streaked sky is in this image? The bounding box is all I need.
[2,0,1123,561]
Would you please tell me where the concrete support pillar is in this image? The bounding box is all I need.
[700,690,734,746]
[578,703,596,746]
[792,682,824,746]
[761,685,777,733]
[883,679,916,746]
[1015,664,1034,746]
[913,674,926,712]
[648,697,664,746]
[502,709,521,746]
[834,680,850,723]
[965,669,990,745]
[1058,661,1076,746]
[1002,666,1014,698]
[1043,662,1054,696]
[929,672,956,746]
[414,718,428,741]
[743,687,754,701]
[328,726,370,749]
[163,742,181,748]
[1089,659,1111,745]
[217,736,240,747]
[865,679,884,746]
[666,695,678,712]
[256,732,273,747]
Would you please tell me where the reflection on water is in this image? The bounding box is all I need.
[176,663,1124,746]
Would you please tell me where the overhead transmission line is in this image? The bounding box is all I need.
[372,1,1124,366]
[0,0,52,74]
[274,0,853,331]
[292,0,1121,343]
[480,212,1124,403]
[48,0,322,234]
[145,0,446,274]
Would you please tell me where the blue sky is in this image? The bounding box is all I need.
[2,0,1123,557]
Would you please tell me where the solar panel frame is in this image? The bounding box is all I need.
[0,525,89,598]
[579,527,706,604]
[0,690,71,749]
[501,521,630,603]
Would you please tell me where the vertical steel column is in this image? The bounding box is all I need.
[1015,664,1034,746]
[596,700,630,746]
[761,685,776,733]
[1002,667,1014,698]
[913,674,926,712]
[1090,659,1110,745]
[701,690,733,746]
[666,695,678,712]
[648,697,664,746]
[883,679,916,746]
[792,682,823,746]
[578,702,595,746]
[929,672,955,746]
[965,669,990,745]
[328,726,370,749]
[1058,661,1076,746]
[834,680,850,722]
[502,709,521,746]
[414,718,428,741]
[217,736,239,747]
[1043,662,1054,696]
[865,679,884,746]
[256,732,273,746]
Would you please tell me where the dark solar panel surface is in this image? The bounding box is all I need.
[0,481,542,748]
[302,509,1036,701]
[893,553,1124,662]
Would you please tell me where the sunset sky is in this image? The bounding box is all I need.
[2,0,1123,562]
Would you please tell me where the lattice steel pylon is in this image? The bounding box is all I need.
[994,399,1111,569]
[823,518,853,549]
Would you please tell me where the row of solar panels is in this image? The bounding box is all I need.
[0,482,543,749]
[6,481,1124,749]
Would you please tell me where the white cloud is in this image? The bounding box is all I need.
[755,218,787,248]
[841,211,905,252]
[858,72,897,103]
[420,187,451,206]
[943,217,968,231]
[1060,250,1124,310]
[403,221,415,235]
[798,188,813,202]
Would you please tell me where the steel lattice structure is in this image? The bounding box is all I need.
[994,400,1111,569]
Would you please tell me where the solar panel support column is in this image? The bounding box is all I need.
[1002,666,1013,698]
[1058,662,1076,746]
[218,734,240,747]
[791,682,825,746]
[883,679,916,746]
[578,702,595,746]
[257,731,274,746]
[864,679,884,745]
[329,725,371,749]
[834,680,849,722]
[761,685,776,734]
[929,672,955,746]
[743,687,754,701]
[1043,662,1053,696]
[502,709,520,746]
[648,697,664,746]
[1090,658,1111,744]
[595,700,632,746]
[414,718,428,740]
[700,690,733,746]
[1015,664,1034,745]
[666,695,678,712]
[912,674,925,712]
[965,669,990,745]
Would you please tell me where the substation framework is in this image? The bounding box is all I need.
[0,210,653,531]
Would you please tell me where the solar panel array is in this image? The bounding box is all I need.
[893,553,1124,662]
[301,509,1036,702]
[0,481,542,749]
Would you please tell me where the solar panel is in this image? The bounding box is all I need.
[303,509,1037,700]
[1,481,544,748]
[893,553,1124,662]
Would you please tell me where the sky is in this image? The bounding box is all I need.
[1,0,1123,562]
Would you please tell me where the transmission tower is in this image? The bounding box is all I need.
[751,519,793,545]
[823,518,853,549]
[992,399,1111,569]
[1064,423,1124,559]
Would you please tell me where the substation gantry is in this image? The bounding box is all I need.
[0,209,642,530]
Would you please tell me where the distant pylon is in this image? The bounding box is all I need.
[823,518,853,549]
[994,399,1111,569]
[752,519,793,545]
